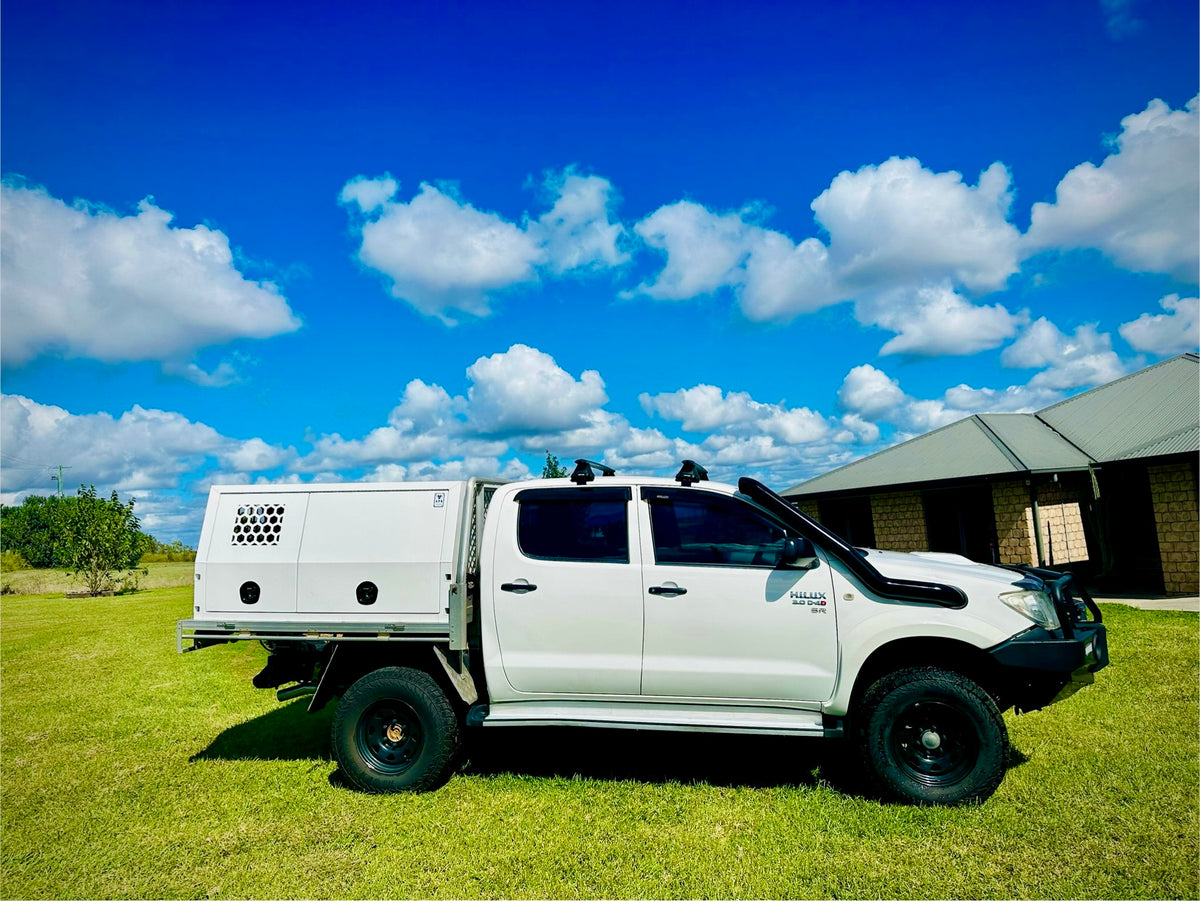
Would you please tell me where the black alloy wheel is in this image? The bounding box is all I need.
[856,666,1008,806]
[332,666,461,793]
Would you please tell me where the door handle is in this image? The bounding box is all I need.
[500,581,538,594]
[648,583,687,596]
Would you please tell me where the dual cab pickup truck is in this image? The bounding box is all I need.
[178,460,1107,805]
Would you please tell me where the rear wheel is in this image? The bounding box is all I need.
[856,667,1007,806]
[332,666,461,793]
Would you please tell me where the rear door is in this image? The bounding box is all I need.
[638,487,838,703]
[489,486,644,695]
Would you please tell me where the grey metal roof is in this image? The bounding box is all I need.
[975,414,1094,472]
[784,353,1199,498]
[1037,353,1199,462]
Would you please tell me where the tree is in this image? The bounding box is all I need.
[59,486,146,595]
[541,452,568,479]
[0,495,70,568]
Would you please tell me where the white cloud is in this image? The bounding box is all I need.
[343,180,543,321]
[1,394,221,494]
[856,282,1028,357]
[0,181,301,371]
[297,345,614,472]
[220,437,297,472]
[629,158,1023,349]
[339,174,400,213]
[813,158,1021,295]
[836,364,975,433]
[837,365,907,419]
[638,384,763,431]
[466,344,608,435]
[1118,294,1200,355]
[1002,318,1127,389]
[1025,96,1199,282]
[640,384,831,446]
[941,383,1060,413]
[341,169,628,322]
[529,168,629,274]
[630,201,755,300]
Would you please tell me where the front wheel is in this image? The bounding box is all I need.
[856,667,1008,806]
[332,666,461,793]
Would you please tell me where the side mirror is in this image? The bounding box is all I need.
[780,536,820,570]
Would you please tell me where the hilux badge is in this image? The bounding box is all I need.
[791,590,828,605]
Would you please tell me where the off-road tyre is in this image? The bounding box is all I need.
[856,666,1007,806]
[332,666,461,793]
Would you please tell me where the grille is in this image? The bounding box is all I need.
[232,503,285,545]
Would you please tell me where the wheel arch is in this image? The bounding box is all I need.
[847,637,1006,715]
[310,641,468,713]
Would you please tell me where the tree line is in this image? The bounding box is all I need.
[1,487,193,594]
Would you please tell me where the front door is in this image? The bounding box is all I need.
[638,487,839,703]
[490,486,644,695]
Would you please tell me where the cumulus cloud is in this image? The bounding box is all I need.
[1025,96,1199,282]
[813,158,1021,295]
[298,345,615,472]
[1002,318,1127,390]
[0,392,291,501]
[1118,294,1200,355]
[857,282,1028,357]
[341,169,627,322]
[466,344,608,435]
[837,365,907,419]
[631,201,758,301]
[528,168,629,274]
[834,364,1029,434]
[640,384,832,446]
[0,180,301,373]
[342,180,542,321]
[629,158,1024,350]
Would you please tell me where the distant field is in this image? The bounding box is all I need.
[1,591,1196,899]
[0,560,194,595]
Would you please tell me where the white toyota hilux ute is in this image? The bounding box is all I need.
[178,460,1108,805]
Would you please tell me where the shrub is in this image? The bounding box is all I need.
[1,550,29,572]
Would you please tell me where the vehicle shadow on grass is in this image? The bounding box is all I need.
[191,703,1030,796]
[190,699,335,763]
[459,727,835,791]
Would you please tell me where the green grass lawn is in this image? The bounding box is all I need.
[0,560,195,596]
[1,589,1196,899]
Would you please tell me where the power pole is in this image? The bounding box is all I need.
[49,465,71,497]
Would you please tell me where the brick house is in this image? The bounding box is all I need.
[783,354,1198,595]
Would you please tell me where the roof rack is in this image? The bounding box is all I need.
[674,459,708,486]
[570,459,616,485]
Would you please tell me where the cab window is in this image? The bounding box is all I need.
[516,487,630,563]
[643,488,788,567]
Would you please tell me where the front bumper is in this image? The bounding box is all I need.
[988,567,1109,712]
[988,621,1108,711]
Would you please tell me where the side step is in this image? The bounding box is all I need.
[467,701,837,737]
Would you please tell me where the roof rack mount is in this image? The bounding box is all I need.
[570,459,616,485]
[675,460,708,486]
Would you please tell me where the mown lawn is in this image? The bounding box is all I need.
[1,589,1196,899]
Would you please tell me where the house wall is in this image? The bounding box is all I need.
[990,479,1090,567]
[871,491,928,552]
[1148,460,1199,594]
[992,481,1034,566]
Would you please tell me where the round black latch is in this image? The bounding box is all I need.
[239,581,261,605]
[356,581,379,605]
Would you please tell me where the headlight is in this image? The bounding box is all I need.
[998,587,1060,631]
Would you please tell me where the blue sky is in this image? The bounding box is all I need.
[2,0,1197,544]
